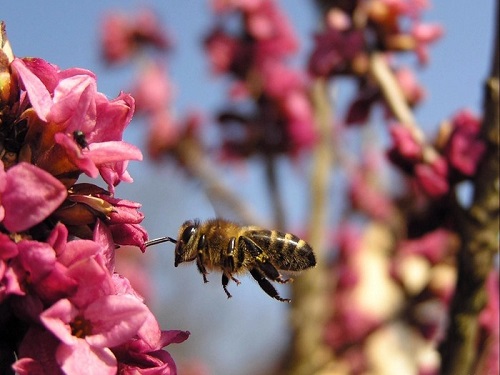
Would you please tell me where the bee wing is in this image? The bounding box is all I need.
[244,230,316,271]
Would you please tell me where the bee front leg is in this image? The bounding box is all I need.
[196,234,209,283]
[250,268,291,303]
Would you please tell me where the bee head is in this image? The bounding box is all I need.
[174,220,200,266]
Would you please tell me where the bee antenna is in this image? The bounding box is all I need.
[144,236,177,248]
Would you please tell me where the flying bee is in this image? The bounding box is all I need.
[72,130,88,149]
[145,218,316,302]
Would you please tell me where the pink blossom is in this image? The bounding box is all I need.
[0,161,67,232]
[388,125,423,161]
[348,156,395,221]
[204,29,241,75]
[445,109,485,177]
[308,27,365,77]
[244,0,299,59]
[146,109,181,159]
[114,329,190,374]
[414,157,449,197]
[398,229,458,264]
[101,10,170,65]
[40,295,150,373]
[132,61,174,114]
[14,239,78,304]
[110,223,149,252]
[395,66,426,106]
[387,125,424,173]
[411,23,444,65]
[11,58,142,191]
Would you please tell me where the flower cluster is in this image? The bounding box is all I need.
[387,109,485,198]
[308,0,442,125]
[0,23,188,374]
[326,221,459,374]
[204,0,316,158]
[101,9,170,65]
[101,9,203,166]
[329,139,497,374]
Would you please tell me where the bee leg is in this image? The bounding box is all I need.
[196,257,209,283]
[221,273,232,299]
[196,234,209,283]
[250,268,291,303]
[240,236,292,284]
[224,238,240,285]
[256,260,293,284]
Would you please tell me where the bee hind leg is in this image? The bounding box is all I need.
[250,268,291,303]
[256,260,293,284]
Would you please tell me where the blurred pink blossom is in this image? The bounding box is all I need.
[101,9,170,65]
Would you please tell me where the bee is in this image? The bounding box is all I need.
[145,218,316,302]
[72,130,88,149]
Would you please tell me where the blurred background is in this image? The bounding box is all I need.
[2,1,495,374]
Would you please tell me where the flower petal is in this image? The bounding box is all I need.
[2,162,67,232]
[40,298,79,345]
[57,340,116,375]
[11,58,53,121]
[85,295,149,348]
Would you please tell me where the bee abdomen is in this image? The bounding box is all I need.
[247,230,316,271]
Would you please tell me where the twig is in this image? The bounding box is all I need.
[369,52,440,163]
[438,5,499,374]
[173,138,267,226]
[287,79,334,375]
[265,154,286,229]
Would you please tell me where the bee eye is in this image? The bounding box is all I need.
[181,225,196,244]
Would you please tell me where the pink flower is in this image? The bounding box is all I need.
[411,23,444,65]
[398,229,459,264]
[414,157,449,197]
[40,295,150,374]
[0,161,67,233]
[204,29,241,75]
[11,58,142,191]
[444,109,485,178]
[244,0,299,59]
[308,27,365,77]
[395,66,426,106]
[132,61,173,114]
[101,10,170,65]
[13,238,78,305]
[114,329,190,374]
[387,125,423,173]
[348,154,395,221]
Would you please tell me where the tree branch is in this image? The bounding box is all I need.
[287,79,334,375]
[438,4,499,374]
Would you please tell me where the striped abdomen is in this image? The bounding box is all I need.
[242,229,316,271]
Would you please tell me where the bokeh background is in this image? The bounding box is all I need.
[2,1,495,374]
